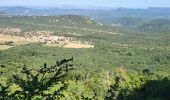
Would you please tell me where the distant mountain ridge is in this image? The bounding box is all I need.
[1,6,170,23]
[138,19,170,32]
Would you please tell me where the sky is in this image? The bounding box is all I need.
[0,0,170,8]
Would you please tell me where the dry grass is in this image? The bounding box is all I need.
[0,45,13,50]
[0,34,36,50]
[63,42,94,48]
[0,34,94,50]
[0,35,26,42]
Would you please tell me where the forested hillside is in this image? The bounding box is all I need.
[1,7,170,23]
[0,15,170,100]
[138,19,170,32]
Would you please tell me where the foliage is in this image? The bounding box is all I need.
[138,19,170,32]
[0,58,74,99]
[0,15,170,100]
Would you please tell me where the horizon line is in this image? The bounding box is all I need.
[0,5,170,10]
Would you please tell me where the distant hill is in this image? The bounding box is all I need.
[0,12,6,15]
[56,15,97,25]
[1,7,170,24]
[112,17,144,27]
[138,19,170,32]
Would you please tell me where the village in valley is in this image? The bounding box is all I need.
[0,27,94,50]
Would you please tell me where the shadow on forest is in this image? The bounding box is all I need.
[126,78,170,100]
[105,77,170,100]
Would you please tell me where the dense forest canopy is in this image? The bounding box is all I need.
[0,10,170,100]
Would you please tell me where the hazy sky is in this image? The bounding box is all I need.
[0,0,170,8]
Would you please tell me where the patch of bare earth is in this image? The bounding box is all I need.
[0,45,13,50]
[0,34,36,50]
[0,33,94,50]
[63,42,94,48]
[0,35,26,42]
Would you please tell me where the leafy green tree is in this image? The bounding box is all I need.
[2,57,73,100]
[0,84,10,100]
[105,77,122,100]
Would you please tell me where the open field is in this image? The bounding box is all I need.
[0,33,94,50]
[0,45,12,50]
[63,42,94,48]
[0,34,26,42]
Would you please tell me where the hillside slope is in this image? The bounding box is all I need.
[138,19,170,32]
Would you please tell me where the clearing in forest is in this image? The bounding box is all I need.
[0,34,94,50]
[63,42,94,48]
